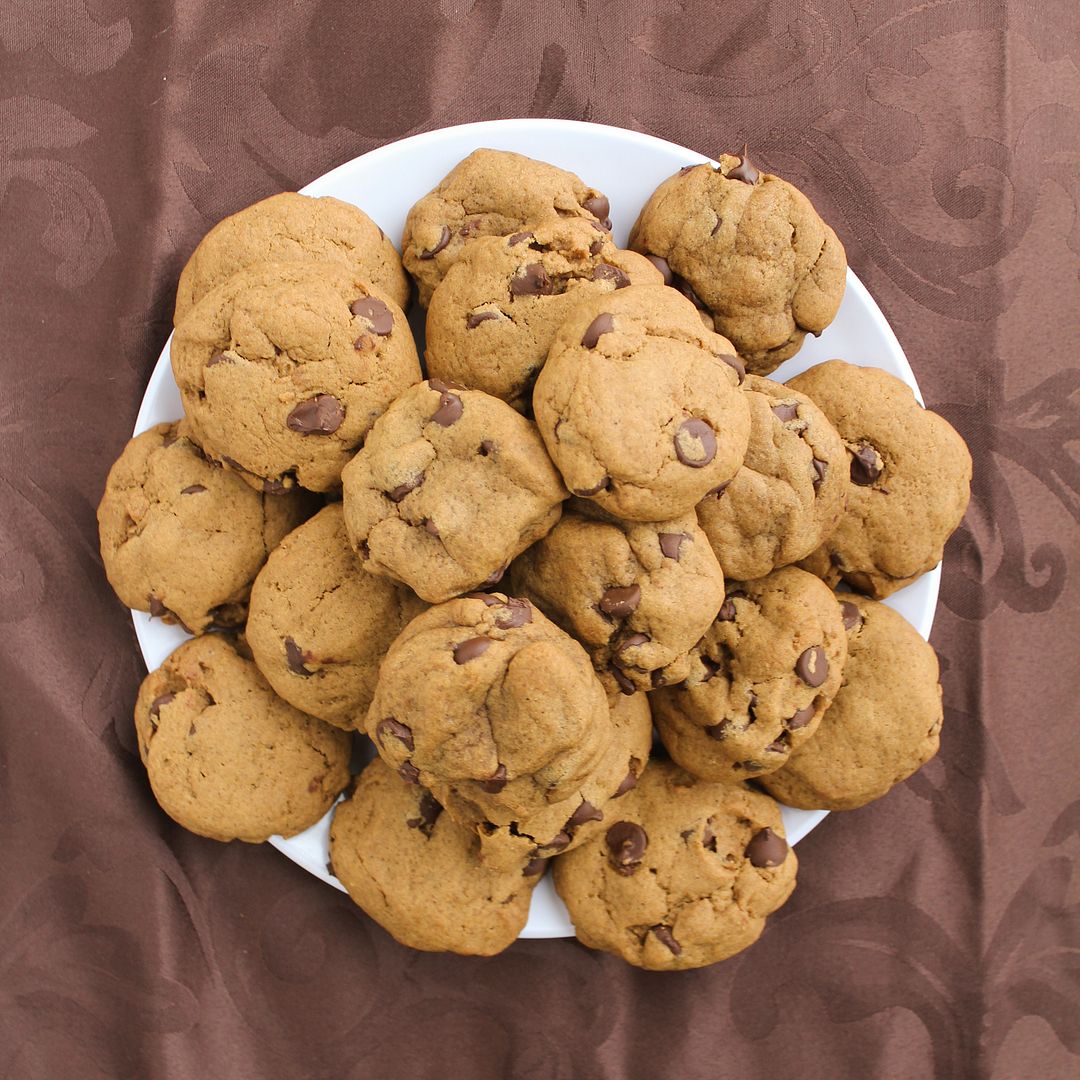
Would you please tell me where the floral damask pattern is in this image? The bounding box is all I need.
[1,2,1077,1078]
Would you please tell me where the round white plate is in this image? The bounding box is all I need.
[133,118,939,940]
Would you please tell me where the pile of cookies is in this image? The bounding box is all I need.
[98,146,972,971]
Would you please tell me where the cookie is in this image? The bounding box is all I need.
[696,375,849,581]
[628,151,847,374]
[552,759,797,971]
[532,284,751,521]
[762,595,942,810]
[172,261,421,493]
[402,148,611,306]
[509,507,724,694]
[329,758,538,955]
[432,690,654,873]
[246,503,426,729]
[133,634,350,841]
[364,593,613,819]
[651,566,847,782]
[787,360,972,597]
[425,219,663,411]
[340,379,567,602]
[97,421,313,633]
[174,192,409,323]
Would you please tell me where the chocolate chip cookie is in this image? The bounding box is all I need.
[629,151,847,374]
[763,595,942,810]
[174,192,409,323]
[402,148,611,306]
[532,284,751,521]
[341,379,567,602]
[788,360,972,598]
[246,503,426,729]
[696,375,849,581]
[552,759,797,970]
[651,566,847,782]
[364,593,613,819]
[509,507,724,694]
[425,219,663,411]
[98,421,313,633]
[172,261,421,492]
[329,758,539,955]
[432,690,654,873]
[133,634,350,841]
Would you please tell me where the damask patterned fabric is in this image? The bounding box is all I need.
[1,2,1078,1077]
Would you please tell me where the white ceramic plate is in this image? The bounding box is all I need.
[133,118,939,940]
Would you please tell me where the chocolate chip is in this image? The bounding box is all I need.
[523,857,547,876]
[207,351,232,366]
[812,458,828,491]
[479,439,496,456]
[509,263,552,297]
[600,584,641,618]
[494,598,532,629]
[612,768,637,798]
[616,632,650,655]
[581,313,615,348]
[850,444,882,485]
[567,801,604,830]
[583,194,610,222]
[711,216,723,236]
[786,703,817,730]
[454,637,491,664]
[422,518,440,537]
[651,925,682,956]
[589,237,604,256]
[148,596,167,618]
[161,429,179,447]
[720,354,746,384]
[674,275,706,310]
[399,761,421,785]
[841,601,863,630]
[388,475,423,502]
[573,476,611,497]
[606,821,648,875]
[406,790,443,837]
[766,734,790,753]
[350,297,393,336]
[593,263,630,289]
[508,231,534,246]
[428,378,465,392]
[287,395,345,435]
[645,254,674,284]
[180,484,206,495]
[431,390,464,427]
[538,830,571,853]
[465,592,502,606]
[795,645,828,687]
[466,311,499,329]
[611,667,636,695]
[149,692,174,719]
[717,599,737,622]
[706,720,732,741]
[284,636,314,676]
[375,718,415,751]
[728,144,760,185]
[419,225,450,259]
[674,419,717,467]
[650,670,667,688]
[480,565,507,587]
[477,764,507,794]
[745,827,787,867]
[658,532,688,560]
[771,402,799,422]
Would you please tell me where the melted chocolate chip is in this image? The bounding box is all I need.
[795,645,828,688]
[419,225,450,259]
[728,144,760,185]
[508,231,534,246]
[593,263,630,288]
[538,830,571,853]
[480,565,507,587]
[717,599,737,622]
[706,720,732,741]
[375,718,415,751]
[720,354,746,384]
[431,388,464,427]
[453,637,491,664]
[573,476,611,497]
[207,351,232,367]
[583,194,610,222]
[599,584,641,618]
[612,768,637,798]
[645,254,674,285]
[611,666,636,695]
[786,703,817,730]
[478,764,507,794]
[149,692,174,719]
[840,601,863,630]
[745,827,788,868]
[466,311,499,329]
[658,532,687,560]
[148,596,167,618]
[287,395,345,435]
[711,216,723,236]
[567,801,604,830]
[616,632,650,655]
[465,592,502,606]
[398,761,421,785]
[651,925,682,956]
[406,791,443,837]
[494,598,532,629]
[581,313,615,348]
[606,821,648,875]
[674,275,706,310]
[350,297,393,335]
[771,402,799,422]
[523,857,547,876]
[509,263,552,297]
[812,458,828,491]
[589,237,604,256]
[180,484,206,495]
[850,444,882,486]
[388,475,423,502]
[422,518,440,537]
[674,419,717,467]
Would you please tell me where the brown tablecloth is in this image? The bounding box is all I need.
[3,3,1078,1077]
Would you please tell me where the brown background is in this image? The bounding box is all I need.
[2,2,1079,1077]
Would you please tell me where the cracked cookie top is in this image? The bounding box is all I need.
[133,634,350,842]
[552,759,798,971]
[628,152,847,374]
[425,218,662,411]
[402,148,612,307]
[532,284,751,522]
[341,379,567,603]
